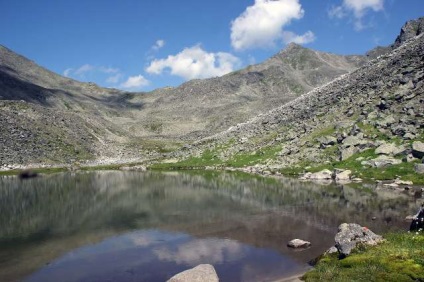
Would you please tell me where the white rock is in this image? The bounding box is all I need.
[287,239,311,248]
[167,264,219,282]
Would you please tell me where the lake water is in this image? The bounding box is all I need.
[0,171,419,282]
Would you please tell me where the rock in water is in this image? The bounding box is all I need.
[167,264,219,282]
[287,239,312,248]
[335,223,383,257]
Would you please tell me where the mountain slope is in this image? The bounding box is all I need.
[0,40,369,167]
[126,44,366,139]
[167,32,424,181]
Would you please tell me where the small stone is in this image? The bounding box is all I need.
[287,239,311,248]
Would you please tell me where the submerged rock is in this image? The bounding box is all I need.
[167,264,219,282]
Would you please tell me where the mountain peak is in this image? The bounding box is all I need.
[393,16,424,48]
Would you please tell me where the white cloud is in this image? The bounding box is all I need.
[63,68,73,77]
[230,0,314,50]
[152,39,165,51]
[74,64,95,76]
[329,0,384,30]
[328,6,346,19]
[154,239,243,265]
[282,30,316,44]
[99,66,120,74]
[63,64,124,84]
[120,75,150,89]
[106,73,123,84]
[146,45,241,80]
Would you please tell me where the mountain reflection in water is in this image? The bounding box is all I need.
[0,171,417,282]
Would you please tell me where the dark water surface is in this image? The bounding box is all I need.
[0,171,419,281]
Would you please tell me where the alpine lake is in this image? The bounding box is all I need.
[0,170,420,282]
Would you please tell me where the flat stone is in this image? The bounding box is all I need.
[287,239,311,248]
[167,264,219,282]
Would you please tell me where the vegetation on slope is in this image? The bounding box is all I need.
[303,233,424,281]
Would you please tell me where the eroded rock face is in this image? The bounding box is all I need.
[334,223,383,257]
[167,264,219,282]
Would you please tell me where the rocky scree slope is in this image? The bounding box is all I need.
[171,33,424,178]
[127,44,366,140]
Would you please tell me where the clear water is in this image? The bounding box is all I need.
[0,171,418,282]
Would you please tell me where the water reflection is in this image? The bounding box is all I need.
[0,171,419,282]
[25,230,304,282]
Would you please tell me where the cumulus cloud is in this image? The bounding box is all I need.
[120,75,150,89]
[329,0,384,30]
[230,0,314,50]
[152,39,165,51]
[146,45,241,80]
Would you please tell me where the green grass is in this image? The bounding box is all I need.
[226,145,281,167]
[303,232,424,282]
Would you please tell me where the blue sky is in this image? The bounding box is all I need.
[2,0,423,91]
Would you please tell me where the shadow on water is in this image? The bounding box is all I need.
[0,171,418,282]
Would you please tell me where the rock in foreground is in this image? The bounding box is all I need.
[167,264,219,282]
[334,223,383,257]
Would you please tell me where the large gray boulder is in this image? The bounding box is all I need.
[412,141,424,159]
[335,223,383,257]
[167,264,219,282]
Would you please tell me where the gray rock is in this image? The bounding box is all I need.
[364,155,402,168]
[412,141,424,159]
[334,169,352,181]
[317,136,337,146]
[374,143,405,156]
[167,264,219,282]
[302,169,333,180]
[287,239,311,248]
[335,223,383,257]
[340,146,358,161]
[415,164,424,174]
[342,136,363,147]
